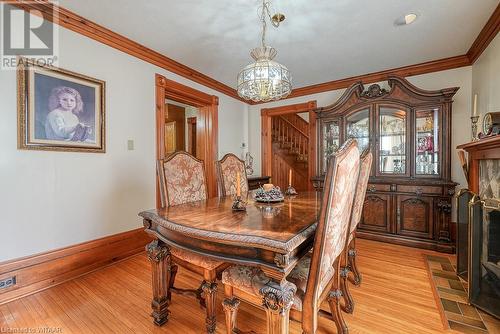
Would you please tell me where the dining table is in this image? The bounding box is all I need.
[139,190,322,334]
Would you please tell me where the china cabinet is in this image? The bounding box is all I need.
[313,76,458,252]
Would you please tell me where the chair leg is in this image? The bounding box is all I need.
[223,297,240,334]
[340,266,354,314]
[348,239,361,286]
[167,264,178,302]
[328,289,348,334]
[194,281,207,308]
[202,280,218,334]
[328,260,349,334]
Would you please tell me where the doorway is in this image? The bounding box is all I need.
[261,101,317,191]
[155,74,219,206]
[164,100,198,157]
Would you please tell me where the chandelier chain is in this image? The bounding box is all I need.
[259,0,280,48]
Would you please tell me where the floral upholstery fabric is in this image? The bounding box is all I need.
[316,144,360,295]
[287,253,315,305]
[170,248,223,270]
[219,154,248,197]
[349,152,373,235]
[163,153,207,206]
[222,265,303,310]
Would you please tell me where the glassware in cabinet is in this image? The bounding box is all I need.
[379,107,407,174]
[416,109,440,175]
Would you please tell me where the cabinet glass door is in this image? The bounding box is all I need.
[322,121,340,173]
[416,109,440,175]
[379,107,407,174]
[346,109,370,152]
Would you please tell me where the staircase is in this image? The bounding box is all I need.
[271,114,309,191]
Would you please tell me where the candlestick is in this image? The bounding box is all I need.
[236,172,241,197]
[288,169,292,186]
[471,115,479,141]
[473,94,477,117]
[231,195,246,211]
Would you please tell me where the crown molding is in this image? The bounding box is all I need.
[5,0,246,103]
[253,2,500,104]
[5,0,499,106]
[284,55,471,101]
[467,2,500,63]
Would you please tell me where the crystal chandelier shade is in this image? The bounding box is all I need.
[237,46,292,102]
[237,1,292,102]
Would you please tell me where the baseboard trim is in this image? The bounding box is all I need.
[0,228,152,305]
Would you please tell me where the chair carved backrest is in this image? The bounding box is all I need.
[349,149,373,234]
[303,139,360,311]
[216,153,249,197]
[157,151,207,207]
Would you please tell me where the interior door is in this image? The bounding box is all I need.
[164,121,176,155]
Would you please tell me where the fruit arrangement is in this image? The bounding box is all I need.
[254,186,284,202]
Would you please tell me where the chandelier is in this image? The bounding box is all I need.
[237,0,292,102]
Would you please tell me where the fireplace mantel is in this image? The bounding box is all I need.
[457,136,500,195]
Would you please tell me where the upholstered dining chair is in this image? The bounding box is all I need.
[339,148,373,314]
[216,153,249,197]
[157,151,227,334]
[221,139,360,334]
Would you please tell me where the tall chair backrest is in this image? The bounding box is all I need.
[349,149,373,234]
[216,153,249,197]
[303,139,360,315]
[157,151,207,207]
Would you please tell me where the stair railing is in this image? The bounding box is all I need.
[271,116,309,161]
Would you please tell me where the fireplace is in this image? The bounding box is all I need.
[456,137,500,320]
[469,197,500,317]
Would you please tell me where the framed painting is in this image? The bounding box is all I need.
[17,57,105,152]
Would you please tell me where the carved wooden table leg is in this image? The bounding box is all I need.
[202,280,218,334]
[260,280,296,334]
[147,239,171,326]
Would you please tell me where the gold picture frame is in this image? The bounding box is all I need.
[17,57,106,153]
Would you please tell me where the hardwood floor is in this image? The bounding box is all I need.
[1,239,498,333]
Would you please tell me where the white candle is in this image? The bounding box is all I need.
[236,172,241,197]
[473,94,477,116]
[288,169,292,186]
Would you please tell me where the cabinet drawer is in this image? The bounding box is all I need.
[397,185,442,195]
[366,183,391,193]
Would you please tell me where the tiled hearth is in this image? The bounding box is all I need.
[425,255,489,333]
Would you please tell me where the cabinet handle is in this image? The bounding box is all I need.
[368,185,376,193]
[415,187,423,196]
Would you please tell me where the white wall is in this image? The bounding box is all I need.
[0,20,247,261]
[472,33,500,122]
[248,67,473,193]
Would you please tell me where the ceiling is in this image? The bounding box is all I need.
[59,0,499,89]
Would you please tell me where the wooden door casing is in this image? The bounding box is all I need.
[187,117,197,156]
[359,193,392,233]
[261,101,317,191]
[155,74,219,208]
[397,195,434,239]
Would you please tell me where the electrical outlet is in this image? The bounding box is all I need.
[0,276,16,289]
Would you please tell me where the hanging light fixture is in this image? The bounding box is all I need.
[237,0,292,102]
